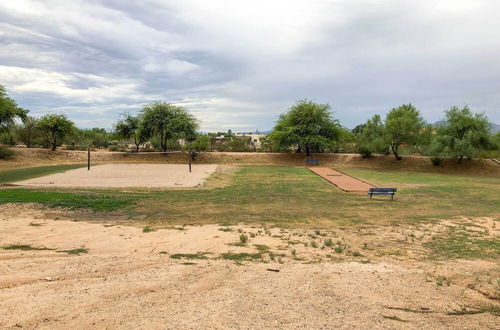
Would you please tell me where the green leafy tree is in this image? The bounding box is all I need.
[114,114,146,152]
[16,116,40,148]
[37,114,75,151]
[140,101,199,152]
[356,114,387,158]
[431,106,490,163]
[0,85,28,132]
[384,104,425,160]
[189,134,210,152]
[269,99,340,156]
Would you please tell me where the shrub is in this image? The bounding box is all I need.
[430,157,442,166]
[239,234,249,244]
[0,146,14,159]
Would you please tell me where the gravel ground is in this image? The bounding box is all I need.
[0,205,498,329]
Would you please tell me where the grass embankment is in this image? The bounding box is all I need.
[0,164,86,184]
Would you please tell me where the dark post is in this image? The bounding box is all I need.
[87,146,90,171]
[189,161,192,173]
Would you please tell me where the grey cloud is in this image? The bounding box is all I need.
[0,0,499,131]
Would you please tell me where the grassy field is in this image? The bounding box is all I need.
[1,165,499,223]
[129,166,500,227]
[0,164,86,184]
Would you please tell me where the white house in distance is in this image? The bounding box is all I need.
[235,132,266,149]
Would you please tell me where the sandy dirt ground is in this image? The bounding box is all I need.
[13,164,218,188]
[1,205,498,329]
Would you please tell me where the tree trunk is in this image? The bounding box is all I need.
[391,143,400,160]
[51,133,57,151]
[458,155,463,163]
[306,145,311,156]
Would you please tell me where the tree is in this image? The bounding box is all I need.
[431,106,490,163]
[268,99,340,156]
[16,116,39,147]
[37,114,75,151]
[189,134,210,152]
[356,114,387,158]
[384,104,425,160]
[140,101,198,152]
[0,85,28,132]
[114,114,146,152]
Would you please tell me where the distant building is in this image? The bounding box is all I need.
[234,133,266,149]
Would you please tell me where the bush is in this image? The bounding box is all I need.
[430,157,442,166]
[0,146,14,159]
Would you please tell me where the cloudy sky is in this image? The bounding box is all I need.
[1,0,499,131]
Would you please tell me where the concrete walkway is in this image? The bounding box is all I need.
[309,167,375,193]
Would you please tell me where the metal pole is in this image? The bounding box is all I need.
[189,161,192,173]
[88,146,90,171]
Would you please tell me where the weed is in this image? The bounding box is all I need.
[278,257,285,264]
[291,249,296,256]
[237,228,243,233]
[170,253,208,260]
[254,244,270,253]
[324,238,333,247]
[2,244,52,251]
[311,241,318,248]
[181,262,197,265]
[218,227,233,232]
[382,315,406,322]
[447,305,500,316]
[143,226,156,233]
[334,246,343,253]
[239,234,249,244]
[29,222,43,226]
[57,248,88,255]
[220,252,262,262]
[250,232,256,237]
[159,251,167,254]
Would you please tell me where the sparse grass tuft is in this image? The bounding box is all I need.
[447,305,500,316]
[218,227,233,232]
[143,226,156,233]
[57,248,88,255]
[239,234,249,244]
[220,252,262,262]
[382,315,407,322]
[170,253,208,260]
[2,244,52,251]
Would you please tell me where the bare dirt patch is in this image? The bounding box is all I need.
[0,206,498,329]
[13,164,218,188]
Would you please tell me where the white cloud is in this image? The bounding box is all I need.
[0,0,499,130]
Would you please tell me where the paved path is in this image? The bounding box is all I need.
[309,167,375,193]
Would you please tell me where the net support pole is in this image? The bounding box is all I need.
[88,146,91,171]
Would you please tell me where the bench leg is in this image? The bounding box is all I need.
[391,194,394,201]
[370,194,372,200]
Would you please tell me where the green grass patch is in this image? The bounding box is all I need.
[0,164,86,184]
[57,248,88,255]
[1,244,53,251]
[220,252,262,261]
[424,232,500,260]
[0,188,134,211]
[170,253,208,260]
[142,226,156,233]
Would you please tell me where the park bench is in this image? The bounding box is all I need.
[368,187,397,200]
[306,158,320,166]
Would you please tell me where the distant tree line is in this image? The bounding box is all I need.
[1,84,499,163]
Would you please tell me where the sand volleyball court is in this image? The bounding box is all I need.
[14,164,218,188]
